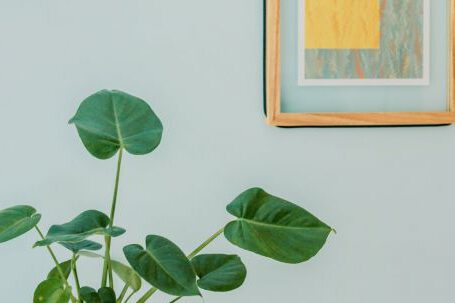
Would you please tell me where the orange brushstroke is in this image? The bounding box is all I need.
[380,0,388,17]
[354,51,365,79]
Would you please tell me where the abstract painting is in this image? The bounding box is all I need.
[298,0,430,86]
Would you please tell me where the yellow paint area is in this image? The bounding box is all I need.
[305,0,381,49]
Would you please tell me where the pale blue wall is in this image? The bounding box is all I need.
[0,1,454,303]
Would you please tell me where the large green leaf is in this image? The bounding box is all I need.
[34,210,125,247]
[69,90,163,160]
[61,240,102,253]
[47,260,73,281]
[224,188,332,264]
[80,287,115,303]
[0,205,41,243]
[33,278,71,303]
[124,235,200,297]
[111,260,142,291]
[191,254,246,292]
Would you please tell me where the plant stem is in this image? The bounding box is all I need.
[102,149,123,288]
[136,227,225,303]
[124,290,136,303]
[102,235,115,288]
[71,254,82,302]
[108,256,114,288]
[169,297,182,303]
[117,284,129,303]
[187,227,225,259]
[109,148,123,228]
[136,288,157,303]
[35,226,77,303]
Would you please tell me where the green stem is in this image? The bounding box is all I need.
[109,148,123,228]
[117,284,129,303]
[136,227,225,303]
[169,297,182,303]
[187,227,224,259]
[102,149,123,287]
[102,236,112,287]
[35,226,77,303]
[124,290,136,303]
[108,254,114,288]
[71,254,82,302]
[136,287,157,303]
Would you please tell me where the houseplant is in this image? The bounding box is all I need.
[0,90,333,303]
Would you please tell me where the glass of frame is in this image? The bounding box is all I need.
[265,0,455,126]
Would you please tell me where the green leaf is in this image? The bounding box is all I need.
[80,287,116,303]
[191,254,247,292]
[124,235,200,297]
[98,287,116,303]
[0,205,41,243]
[33,278,71,303]
[69,89,163,160]
[224,188,332,264]
[60,240,102,253]
[111,260,142,291]
[34,210,125,247]
[80,287,98,303]
[76,251,104,258]
[47,260,72,281]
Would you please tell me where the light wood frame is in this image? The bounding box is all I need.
[265,0,455,126]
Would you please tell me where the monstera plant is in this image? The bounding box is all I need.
[0,90,333,303]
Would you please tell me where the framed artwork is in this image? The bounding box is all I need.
[265,0,455,126]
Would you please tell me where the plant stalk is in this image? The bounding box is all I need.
[136,288,157,303]
[117,284,129,303]
[102,149,123,288]
[71,254,82,302]
[124,290,136,303]
[136,227,225,303]
[169,297,182,303]
[35,226,77,303]
[187,227,225,259]
[108,246,114,288]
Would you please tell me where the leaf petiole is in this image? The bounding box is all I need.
[34,226,77,303]
[102,149,123,288]
[124,290,136,303]
[188,227,225,259]
[71,254,82,302]
[117,283,129,303]
[136,287,157,303]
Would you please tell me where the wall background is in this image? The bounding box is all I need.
[0,1,454,302]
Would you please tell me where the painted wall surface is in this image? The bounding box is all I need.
[0,1,454,302]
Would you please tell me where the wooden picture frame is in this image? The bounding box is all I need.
[265,0,455,126]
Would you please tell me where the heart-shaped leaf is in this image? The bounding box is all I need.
[191,254,247,292]
[224,188,332,264]
[0,205,41,243]
[80,287,116,303]
[111,260,142,291]
[34,210,125,247]
[47,260,73,281]
[60,240,102,253]
[33,278,71,303]
[124,235,200,297]
[69,90,163,160]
